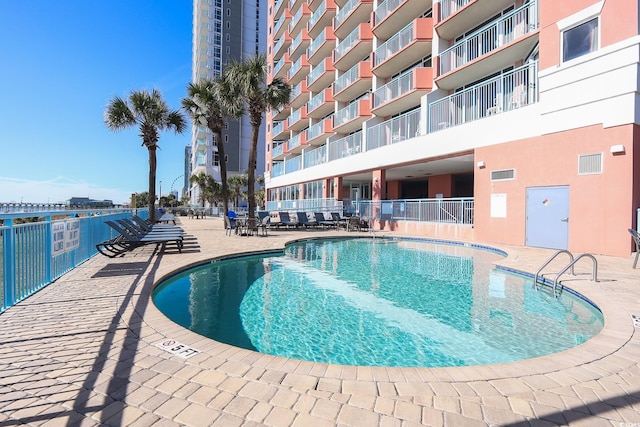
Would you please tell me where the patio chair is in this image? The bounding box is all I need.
[296,211,317,228]
[278,212,297,228]
[330,212,347,230]
[245,217,260,236]
[629,228,640,268]
[258,215,271,236]
[314,212,336,229]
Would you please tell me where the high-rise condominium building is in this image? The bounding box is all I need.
[265,0,640,257]
[190,0,267,206]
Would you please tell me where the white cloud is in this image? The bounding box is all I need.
[0,176,132,205]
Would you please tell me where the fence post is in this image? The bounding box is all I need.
[3,219,15,309]
[45,215,52,284]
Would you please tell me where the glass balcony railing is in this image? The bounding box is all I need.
[288,132,305,150]
[439,1,538,75]
[308,1,326,29]
[291,82,303,99]
[429,61,538,132]
[272,162,284,177]
[334,62,360,94]
[334,0,357,29]
[373,21,415,67]
[307,91,327,112]
[307,60,326,86]
[307,30,326,58]
[272,121,285,136]
[272,143,286,157]
[287,155,302,173]
[274,17,285,37]
[307,118,330,140]
[274,55,287,76]
[288,107,302,126]
[334,97,367,127]
[374,0,404,24]
[334,26,361,62]
[289,55,305,77]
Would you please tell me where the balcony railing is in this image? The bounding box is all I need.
[353,198,474,225]
[288,132,305,150]
[334,97,368,127]
[272,143,286,158]
[439,1,538,75]
[367,108,420,150]
[373,20,415,67]
[307,118,331,141]
[309,1,327,29]
[307,90,328,112]
[273,55,288,76]
[307,60,326,86]
[429,61,538,132]
[289,55,305,77]
[273,121,285,136]
[303,145,327,168]
[333,62,360,95]
[373,0,404,24]
[372,68,416,108]
[274,17,285,38]
[440,0,472,21]
[307,30,326,58]
[334,25,360,62]
[272,162,284,177]
[328,131,362,161]
[334,0,358,29]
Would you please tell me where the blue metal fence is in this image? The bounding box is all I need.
[1,209,147,313]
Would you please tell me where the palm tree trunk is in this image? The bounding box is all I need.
[247,125,259,218]
[215,130,230,217]
[148,146,157,223]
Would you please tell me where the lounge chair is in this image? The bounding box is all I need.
[330,212,347,230]
[97,221,183,257]
[629,228,640,268]
[296,211,317,228]
[133,215,183,232]
[116,219,183,239]
[314,212,335,229]
[278,212,297,228]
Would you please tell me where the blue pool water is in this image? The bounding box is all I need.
[152,238,603,367]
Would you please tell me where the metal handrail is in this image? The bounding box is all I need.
[534,249,574,290]
[552,254,598,298]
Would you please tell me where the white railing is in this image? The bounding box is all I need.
[266,198,343,213]
[304,145,327,168]
[290,31,306,53]
[439,0,472,20]
[307,30,326,58]
[307,60,326,86]
[373,0,404,25]
[429,61,538,132]
[373,21,414,67]
[328,131,362,161]
[334,0,358,29]
[440,1,538,75]
[334,62,360,95]
[288,107,303,127]
[334,26,361,62]
[290,5,305,32]
[307,119,330,140]
[372,68,416,108]
[289,55,305,77]
[307,90,327,112]
[289,132,305,150]
[352,198,474,225]
[367,108,420,150]
[309,1,326,29]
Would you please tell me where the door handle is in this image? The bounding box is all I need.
[561,217,569,222]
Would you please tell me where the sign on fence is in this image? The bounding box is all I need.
[51,219,80,256]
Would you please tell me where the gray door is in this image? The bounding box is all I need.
[525,186,569,250]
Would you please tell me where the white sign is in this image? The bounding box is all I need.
[155,339,200,359]
[51,219,81,256]
[51,221,67,256]
[490,193,507,218]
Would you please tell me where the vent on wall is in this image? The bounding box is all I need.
[491,169,515,181]
[578,153,603,175]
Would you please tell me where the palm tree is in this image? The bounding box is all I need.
[226,54,291,218]
[190,172,210,207]
[182,77,242,217]
[227,174,248,210]
[105,89,186,223]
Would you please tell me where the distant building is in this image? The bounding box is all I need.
[189,0,267,206]
[66,197,114,209]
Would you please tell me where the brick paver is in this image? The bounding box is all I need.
[1,216,639,425]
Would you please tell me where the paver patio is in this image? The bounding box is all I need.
[0,216,639,426]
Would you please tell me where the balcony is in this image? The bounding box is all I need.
[372,18,433,78]
[273,31,292,60]
[274,0,286,20]
[333,98,370,134]
[306,117,334,146]
[334,23,373,71]
[288,105,308,131]
[289,0,304,14]
[307,88,335,119]
[288,54,310,85]
[272,104,290,121]
[308,0,337,38]
[307,27,336,66]
[367,108,421,150]
[371,67,432,117]
[272,120,290,140]
[290,80,309,108]
[373,0,433,40]
[328,131,362,161]
[303,144,328,169]
[428,61,538,132]
[333,0,373,39]
[437,1,539,90]
[333,61,372,102]
[307,57,336,92]
[437,0,513,40]
[271,142,287,160]
[286,131,308,154]
[273,53,291,79]
[274,10,291,40]
[289,4,311,37]
[289,29,311,61]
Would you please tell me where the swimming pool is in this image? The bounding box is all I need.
[152,238,603,367]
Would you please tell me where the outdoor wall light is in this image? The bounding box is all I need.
[610,144,625,154]
[477,161,486,168]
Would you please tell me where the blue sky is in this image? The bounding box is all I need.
[0,1,193,204]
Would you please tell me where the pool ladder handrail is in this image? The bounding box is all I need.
[534,250,575,291]
[551,253,598,298]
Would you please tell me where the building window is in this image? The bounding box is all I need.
[562,18,598,62]
[224,135,229,143]
[226,33,230,42]
[213,152,220,166]
[226,46,230,54]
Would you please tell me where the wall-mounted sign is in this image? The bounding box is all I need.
[51,219,80,256]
